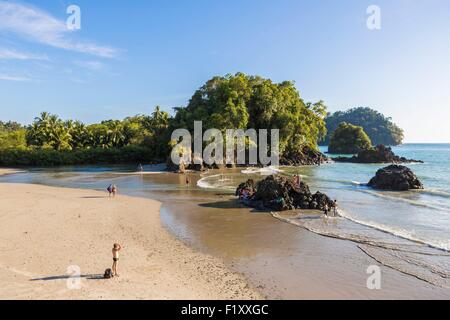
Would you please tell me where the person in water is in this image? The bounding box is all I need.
[138,164,144,172]
[111,243,122,277]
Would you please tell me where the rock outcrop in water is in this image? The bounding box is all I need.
[333,145,423,164]
[368,165,424,191]
[280,146,328,166]
[236,175,335,212]
[167,145,328,172]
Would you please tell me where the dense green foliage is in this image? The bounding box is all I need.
[0,121,27,149]
[3,73,403,167]
[171,73,327,155]
[0,107,170,166]
[322,107,404,146]
[0,146,154,167]
[328,122,372,154]
[25,108,169,155]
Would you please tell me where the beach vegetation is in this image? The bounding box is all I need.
[328,122,372,154]
[322,107,404,146]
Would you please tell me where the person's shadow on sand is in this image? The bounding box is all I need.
[30,274,105,281]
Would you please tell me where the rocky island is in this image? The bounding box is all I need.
[236,175,335,212]
[368,165,424,191]
[333,145,423,164]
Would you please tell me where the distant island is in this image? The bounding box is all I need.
[321,107,404,146]
[328,122,372,154]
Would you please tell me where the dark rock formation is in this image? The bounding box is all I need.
[368,165,424,191]
[167,145,328,172]
[333,145,423,164]
[280,146,328,166]
[236,175,335,212]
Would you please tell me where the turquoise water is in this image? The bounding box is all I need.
[312,144,450,250]
[1,144,449,252]
[197,144,450,251]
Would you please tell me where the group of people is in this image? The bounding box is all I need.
[238,179,255,200]
[292,174,339,217]
[238,188,254,200]
[324,200,338,217]
[107,184,118,197]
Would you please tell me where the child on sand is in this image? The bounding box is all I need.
[112,184,117,197]
[112,243,122,277]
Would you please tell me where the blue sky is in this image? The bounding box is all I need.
[0,0,449,142]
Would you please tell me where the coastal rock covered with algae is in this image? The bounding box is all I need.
[333,145,423,164]
[368,165,424,191]
[236,175,335,212]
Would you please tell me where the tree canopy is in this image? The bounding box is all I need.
[328,122,372,154]
[322,107,404,146]
[171,73,327,155]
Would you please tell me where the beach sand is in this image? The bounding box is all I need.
[0,183,261,300]
[0,168,23,176]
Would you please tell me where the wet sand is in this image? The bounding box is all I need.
[1,168,449,299]
[159,189,450,299]
[0,183,261,300]
[0,168,23,176]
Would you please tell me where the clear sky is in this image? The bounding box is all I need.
[0,0,449,143]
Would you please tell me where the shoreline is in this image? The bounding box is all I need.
[0,168,24,176]
[0,183,261,300]
[1,167,449,299]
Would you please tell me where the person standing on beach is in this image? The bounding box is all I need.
[107,184,113,197]
[323,204,329,217]
[112,185,117,197]
[333,200,338,217]
[112,243,122,277]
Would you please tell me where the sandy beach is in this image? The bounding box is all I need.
[0,183,261,300]
[0,168,23,176]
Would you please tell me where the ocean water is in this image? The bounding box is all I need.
[1,144,449,287]
[316,144,450,251]
[194,144,450,251]
[2,144,449,251]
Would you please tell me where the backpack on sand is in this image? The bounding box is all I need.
[104,268,113,279]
